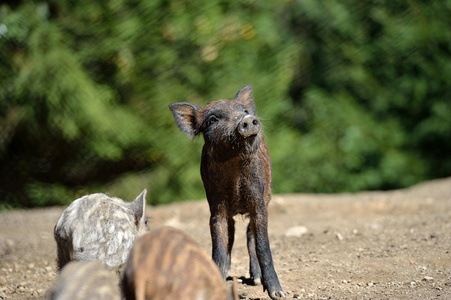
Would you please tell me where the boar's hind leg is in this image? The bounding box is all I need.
[210,214,233,279]
[247,224,262,285]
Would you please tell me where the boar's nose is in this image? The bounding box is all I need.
[239,115,260,137]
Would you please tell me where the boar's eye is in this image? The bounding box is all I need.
[208,115,218,125]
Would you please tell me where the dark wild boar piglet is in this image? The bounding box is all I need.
[169,85,285,299]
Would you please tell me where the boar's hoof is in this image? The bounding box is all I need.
[270,290,286,299]
[239,115,260,137]
[252,277,261,286]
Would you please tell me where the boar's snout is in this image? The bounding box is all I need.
[238,115,260,138]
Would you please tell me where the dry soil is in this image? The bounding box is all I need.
[0,178,450,299]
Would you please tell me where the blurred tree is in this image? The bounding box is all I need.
[279,0,451,192]
[0,0,450,208]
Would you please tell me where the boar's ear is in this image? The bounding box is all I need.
[169,102,200,139]
[130,189,146,225]
[234,85,256,113]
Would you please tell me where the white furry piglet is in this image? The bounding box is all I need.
[54,189,148,276]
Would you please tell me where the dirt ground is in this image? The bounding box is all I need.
[0,177,450,299]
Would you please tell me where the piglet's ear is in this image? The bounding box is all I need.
[234,85,256,113]
[169,102,200,139]
[130,189,146,225]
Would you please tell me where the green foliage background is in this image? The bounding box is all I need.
[1,0,450,208]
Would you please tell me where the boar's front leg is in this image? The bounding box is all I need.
[209,211,235,279]
[250,210,285,299]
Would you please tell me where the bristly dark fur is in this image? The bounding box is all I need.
[169,85,285,299]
